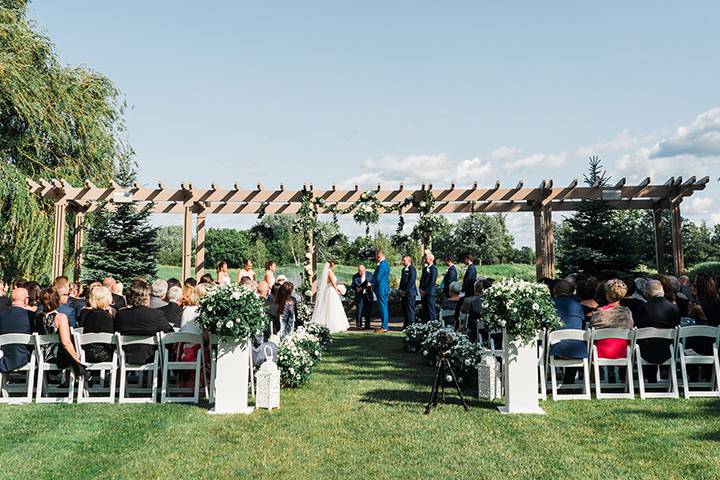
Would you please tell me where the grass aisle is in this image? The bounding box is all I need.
[1,334,719,479]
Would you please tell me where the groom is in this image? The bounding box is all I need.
[372,250,390,333]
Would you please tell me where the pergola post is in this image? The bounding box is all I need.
[195,208,207,280]
[652,207,665,274]
[51,202,67,280]
[72,209,85,282]
[181,204,193,281]
[670,201,684,275]
[543,206,555,278]
[533,208,545,280]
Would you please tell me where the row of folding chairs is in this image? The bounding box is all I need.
[0,332,249,404]
[478,325,720,401]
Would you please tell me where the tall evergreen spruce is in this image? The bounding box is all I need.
[556,156,642,275]
[82,156,159,283]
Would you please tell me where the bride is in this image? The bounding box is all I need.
[311,260,349,333]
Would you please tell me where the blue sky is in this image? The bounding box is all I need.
[28,1,720,245]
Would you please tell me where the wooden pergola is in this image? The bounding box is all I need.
[27,176,709,282]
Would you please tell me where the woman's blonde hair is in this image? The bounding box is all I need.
[188,284,209,306]
[89,285,113,310]
[604,279,628,303]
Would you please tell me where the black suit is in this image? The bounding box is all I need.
[419,264,438,322]
[351,272,373,329]
[0,306,32,372]
[115,306,172,364]
[399,265,418,327]
[636,296,680,364]
[462,263,477,297]
[112,293,127,310]
[441,264,458,299]
[159,302,183,329]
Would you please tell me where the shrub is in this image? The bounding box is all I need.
[688,262,720,282]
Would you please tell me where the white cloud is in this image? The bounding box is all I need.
[652,107,720,158]
[684,196,716,215]
[504,151,569,170]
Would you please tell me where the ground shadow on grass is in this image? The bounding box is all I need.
[617,399,720,442]
[359,387,497,411]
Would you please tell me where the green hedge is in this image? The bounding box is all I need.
[687,261,720,281]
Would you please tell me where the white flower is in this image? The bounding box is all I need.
[231,291,241,300]
[226,320,234,328]
[532,303,539,311]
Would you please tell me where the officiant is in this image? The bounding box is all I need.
[352,264,374,330]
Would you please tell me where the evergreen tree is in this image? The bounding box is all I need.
[82,155,159,283]
[556,156,643,275]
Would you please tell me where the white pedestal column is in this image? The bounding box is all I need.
[210,339,254,415]
[498,332,545,415]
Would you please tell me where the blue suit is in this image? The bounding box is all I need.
[399,264,418,327]
[419,263,438,322]
[372,259,390,330]
[58,302,77,328]
[442,264,458,298]
[462,262,477,297]
[352,271,374,329]
[0,306,32,373]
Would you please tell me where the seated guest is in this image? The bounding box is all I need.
[184,277,197,288]
[33,288,85,375]
[653,274,676,304]
[668,275,689,316]
[0,281,11,312]
[150,279,169,308]
[199,273,214,285]
[0,287,32,372]
[549,280,588,383]
[575,274,598,326]
[115,280,173,364]
[103,277,127,310]
[440,281,462,328]
[166,278,181,294]
[591,279,634,359]
[636,280,680,365]
[81,286,116,363]
[256,280,271,303]
[240,276,258,291]
[460,278,488,343]
[687,274,720,355]
[181,284,208,334]
[621,277,647,323]
[160,286,183,329]
[24,281,41,322]
[273,282,296,337]
[53,277,77,328]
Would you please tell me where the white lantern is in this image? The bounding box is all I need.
[255,346,281,410]
[478,351,501,401]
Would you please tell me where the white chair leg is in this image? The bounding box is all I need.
[680,353,690,399]
[161,352,168,404]
[636,352,646,400]
[669,352,679,399]
[550,360,558,400]
[582,360,591,399]
[593,351,602,399]
[119,364,127,403]
[193,359,201,404]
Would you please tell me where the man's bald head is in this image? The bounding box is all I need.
[11,287,29,307]
[103,277,116,292]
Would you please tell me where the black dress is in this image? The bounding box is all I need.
[82,309,115,363]
[33,311,82,373]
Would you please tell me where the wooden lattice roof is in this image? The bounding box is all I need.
[26,176,710,215]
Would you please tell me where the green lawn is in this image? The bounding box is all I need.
[1,333,719,479]
[157,262,536,285]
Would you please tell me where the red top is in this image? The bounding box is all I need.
[595,305,629,359]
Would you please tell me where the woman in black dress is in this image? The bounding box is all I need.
[34,287,85,375]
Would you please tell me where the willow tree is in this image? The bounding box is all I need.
[0,1,126,281]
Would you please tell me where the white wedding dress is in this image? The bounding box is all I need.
[311,263,350,333]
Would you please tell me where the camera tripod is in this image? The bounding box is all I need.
[424,351,469,414]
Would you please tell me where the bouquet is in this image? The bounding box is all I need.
[195,283,268,340]
[336,284,347,295]
[481,278,561,342]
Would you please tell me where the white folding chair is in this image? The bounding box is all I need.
[440,308,455,327]
[0,333,36,404]
[488,330,503,361]
[74,332,118,403]
[34,334,75,403]
[590,328,636,399]
[547,329,591,400]
[117,333,160,403]
[458,312,469,332]
[537,330,547,401]
[634,327,679,399]
[677,325,720,398]
[160,332,204,404]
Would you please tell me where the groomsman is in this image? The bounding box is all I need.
[351,264,374,329]
[399,255,417,327]
[419,252,438,322]
[462,254,477,298]
[441,256,458,299]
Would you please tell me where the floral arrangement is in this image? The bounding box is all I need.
[421,326,459,360]
[277,326,326,388]
[304,322,332,348]
[336,284,347,295]
[404,320,443,352]
[448,334,485,375]
[481,278,561,342]
[195,283,268,340]
[296,299,315,324]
